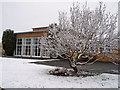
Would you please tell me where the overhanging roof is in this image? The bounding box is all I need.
[15,30,48,34]
[32,26,48,29]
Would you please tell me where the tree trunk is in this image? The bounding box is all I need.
[73,66,78,73]
[68,58,78,73]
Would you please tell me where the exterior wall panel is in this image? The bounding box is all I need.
[33,27,48,31]
[16,32,47,38]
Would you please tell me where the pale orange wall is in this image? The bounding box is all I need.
[16,32,47,38]
[33,27,48,31]
[96,52,120,62]
[70,49,120,62]
[90,49,120,62]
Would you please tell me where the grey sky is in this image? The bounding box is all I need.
[0,1,119,42]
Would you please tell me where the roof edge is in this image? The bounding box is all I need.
[14,30,48,34]
[32,26,49,29]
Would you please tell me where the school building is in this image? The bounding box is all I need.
[14,26,49,58]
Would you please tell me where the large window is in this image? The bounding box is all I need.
[23,38,31,56]
[15,37,49,57]
[32,37,41,56]
[42,47,48,57]
[42,42,49,57]
[16,38,22,55]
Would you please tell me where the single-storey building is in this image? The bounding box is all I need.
[14,26,119,62]
[14,26,49,58]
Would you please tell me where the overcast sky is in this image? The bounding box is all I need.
[0,0,119,42]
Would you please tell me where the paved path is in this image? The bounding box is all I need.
[30,59,119,74]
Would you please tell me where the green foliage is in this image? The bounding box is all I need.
[2,29,16,56]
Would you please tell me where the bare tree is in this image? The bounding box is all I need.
[45,2,119,73]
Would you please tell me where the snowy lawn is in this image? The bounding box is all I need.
[0,57,119,88]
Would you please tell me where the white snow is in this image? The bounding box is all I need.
[0,57,119,88]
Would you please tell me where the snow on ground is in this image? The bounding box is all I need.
[0,57,2,87]
[0,57,119,88]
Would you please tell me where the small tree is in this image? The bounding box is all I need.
[45,2,119,73]
[2,29,16,56]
